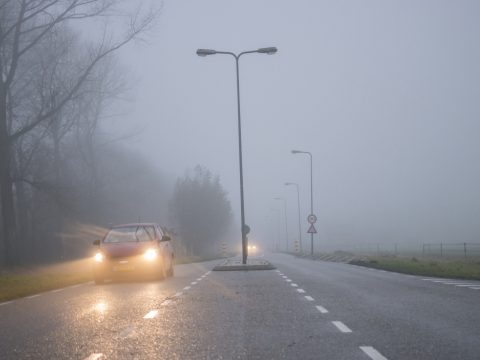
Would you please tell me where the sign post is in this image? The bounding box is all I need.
[307,214,317,254]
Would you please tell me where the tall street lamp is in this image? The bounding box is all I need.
[291,149,314,255]
[274,197,289,252]
[197,47,277,264]
[285,182,302,253]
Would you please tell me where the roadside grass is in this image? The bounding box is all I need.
[0,254,228,303]
[0,259,92,303]
[350,256,480,280]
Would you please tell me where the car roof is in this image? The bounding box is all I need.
[111,223,159,228]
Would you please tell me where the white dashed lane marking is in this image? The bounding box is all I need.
[316,305,328,313]
[291,283,298,287]
[84,353,104,360]
[174,292,183,297]
[161,299,172,306]
[332,321,352,333]
[297,289,305,293]
[304,296,314,301]
[191,282,197,285]
[360,346,388,360]
[420,277,480,291]
[143,310,159,319]
[183,286,191,290]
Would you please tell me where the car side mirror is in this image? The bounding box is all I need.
[161,235,171,242]
[93,239,101,246]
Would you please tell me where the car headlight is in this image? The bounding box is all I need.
[144,248,158,261]
[94,252,104,263]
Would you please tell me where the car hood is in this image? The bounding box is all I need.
[101,242,154,258]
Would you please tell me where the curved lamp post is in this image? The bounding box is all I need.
[197,47,277,264]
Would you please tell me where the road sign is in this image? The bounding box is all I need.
[307,214,317,224]
[307,224,317,234]
[243,224,251,235]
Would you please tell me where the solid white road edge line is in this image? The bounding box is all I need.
[332,321,352,333]
[305,296,314,301]
[360,346,388,360]
[0,301,13,306]
[25,294,40,299]
[143,310,159,319]
[316,305,328,313]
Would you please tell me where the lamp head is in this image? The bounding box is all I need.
[196,49,217,57]
[257,47,278,55]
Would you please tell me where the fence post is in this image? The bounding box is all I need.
[464,243,467,259]
[440,243,443,257]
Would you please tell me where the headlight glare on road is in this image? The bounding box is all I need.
[144,248,158,261]
[94,252,104,263]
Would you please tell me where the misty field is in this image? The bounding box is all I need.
[351,257,480,280]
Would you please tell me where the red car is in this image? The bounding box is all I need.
[92,223,174,284]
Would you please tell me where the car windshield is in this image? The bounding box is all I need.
[104,226,155,243]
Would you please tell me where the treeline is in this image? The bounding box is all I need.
[0,1,159,265]
[169,166,233,257]
[0,2,234,266]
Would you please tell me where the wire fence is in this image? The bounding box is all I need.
[315,242,480,259]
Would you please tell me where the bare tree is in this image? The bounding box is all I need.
[0,0,159,265]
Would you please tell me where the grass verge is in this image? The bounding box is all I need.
[0,254,228,303]
[350,256,480,280]
[0,259,92,303]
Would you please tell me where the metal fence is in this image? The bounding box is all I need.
[421,243,480,259]
[315,241,480,259]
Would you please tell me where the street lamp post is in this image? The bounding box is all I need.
[274,197,289,252]
[291,150,314,255]
[197,47,277,264]
[285,182,302,253]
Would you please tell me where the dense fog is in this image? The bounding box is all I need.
[1,0,479,265]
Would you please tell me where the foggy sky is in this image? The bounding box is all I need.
[104,0,480,250]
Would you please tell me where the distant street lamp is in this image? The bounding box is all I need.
[197,47,277,264]
[274,197,289,252]
[285,182,302,253]
[291,149,314,255]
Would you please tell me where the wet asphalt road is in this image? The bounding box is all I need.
[0,253,479,359]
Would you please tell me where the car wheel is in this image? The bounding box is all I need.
[158,261,167,280]
[168,261,174,277]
